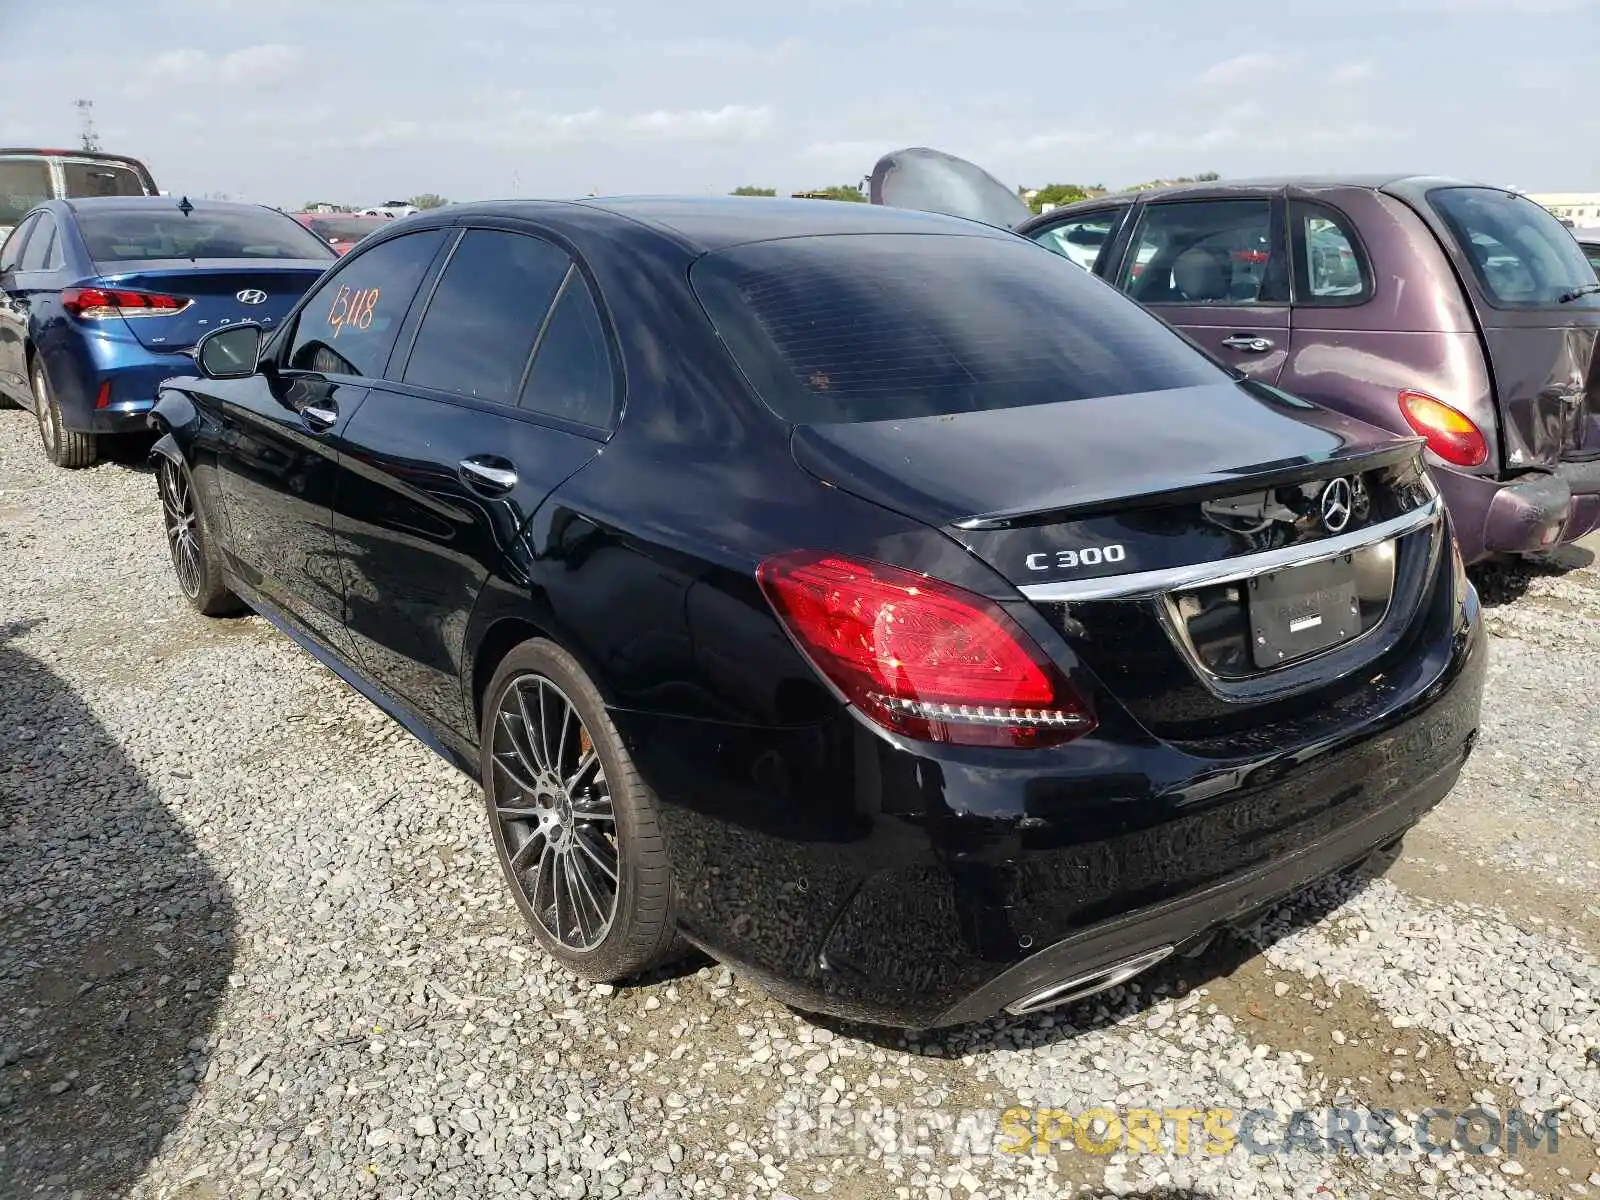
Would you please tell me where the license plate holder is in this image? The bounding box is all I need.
[1247,556,1361,669]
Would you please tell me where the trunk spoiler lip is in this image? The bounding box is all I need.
[950,437,1427,531]
[1016,492,1442,604]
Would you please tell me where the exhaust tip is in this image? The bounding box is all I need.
[1004,945,1174,1017]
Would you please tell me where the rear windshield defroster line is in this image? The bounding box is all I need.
[690,232,1233,424]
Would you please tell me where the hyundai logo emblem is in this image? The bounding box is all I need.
[1319,477,1355,534]
[236,289,268,305]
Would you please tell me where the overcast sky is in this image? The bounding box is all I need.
[3,0,1596,208]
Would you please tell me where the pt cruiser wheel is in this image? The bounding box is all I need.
[480,639,677,980]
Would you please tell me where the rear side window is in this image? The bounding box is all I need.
[77,206,334,263]
[1429,187,1600,308]
[1119,199,1277,305]
[402,229,571,404]
[61,161,146,198]
[1583,241,1600,276]
[288,228,447,378]
[1290,201,1370,303]
[691,232,1231,424]
[0,159,52,226]
[18,215,57,271]
[518,270,616,429]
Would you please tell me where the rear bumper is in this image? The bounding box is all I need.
[615,557,1485,1029]
[1434,461,1600,562]
[50,346,193,435]
[85,397,158,434]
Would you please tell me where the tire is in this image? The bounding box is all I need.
[156,455,245,617]
[31,360,98,469]
[480,638,679,982]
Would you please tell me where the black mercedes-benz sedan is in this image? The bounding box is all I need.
[148,196,1485,1029]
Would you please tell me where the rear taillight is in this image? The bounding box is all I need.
[1398,390,1488,468]
[756,551,1096,748]
[61,287,192,320]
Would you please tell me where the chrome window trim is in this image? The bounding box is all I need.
[1016,496,1443,603]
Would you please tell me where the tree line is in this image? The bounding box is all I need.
[733,173,1221,212]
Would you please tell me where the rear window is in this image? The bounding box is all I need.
[0,158,52,225]
[77,206,335,263]
[61,160,148,199]
[1429,187,1600,308]
[691,232,1231,423]
[308,217,385,242]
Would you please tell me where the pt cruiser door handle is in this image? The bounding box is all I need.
[1221,334,1275,353]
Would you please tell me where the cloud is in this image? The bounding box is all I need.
[1197,52,1289,87]
[1331,60,1376,84]
[988,114,1404,160]
[126,44,306,96]
[297,105,777,152]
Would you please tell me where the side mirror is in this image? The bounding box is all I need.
[194,323,265,380]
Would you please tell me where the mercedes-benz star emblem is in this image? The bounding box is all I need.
[1319,477,1354,534]
[236,289,268,305]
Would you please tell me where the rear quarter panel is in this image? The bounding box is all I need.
[1280,187,1500,475]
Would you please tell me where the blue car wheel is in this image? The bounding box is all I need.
[31,360,97,469]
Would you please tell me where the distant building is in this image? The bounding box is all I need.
[1526,192,1600,224]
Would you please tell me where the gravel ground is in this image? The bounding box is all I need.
[2,409,1599,1200]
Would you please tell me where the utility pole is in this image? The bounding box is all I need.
[74,99,101,152]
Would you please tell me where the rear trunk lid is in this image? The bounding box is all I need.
[790,381,1426,587]
[1398,182,1600,469]
[791,384,1443,744]
[90,260,328,350]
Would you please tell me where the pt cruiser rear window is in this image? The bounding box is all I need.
[691,232,1233,424]
[1429,186,1600,308]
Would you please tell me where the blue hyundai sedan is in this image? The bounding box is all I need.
[0,196,335,467]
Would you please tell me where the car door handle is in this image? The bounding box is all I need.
[459,457,518,494]
[1221,334,1275,353]
[301,402,338,431]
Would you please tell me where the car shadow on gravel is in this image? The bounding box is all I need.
[0,621,237,1197]
[803,851,1386,1061]
[1470,542,1596,608]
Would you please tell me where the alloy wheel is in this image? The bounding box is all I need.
[32,369,56,456]
[489,673,619,951]
[158,460,204,599]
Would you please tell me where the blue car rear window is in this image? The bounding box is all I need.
[690,232,1232,424]
[77,208,335,263]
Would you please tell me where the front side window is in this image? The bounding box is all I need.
[18,215,57,271]
[1582,241,1600,276]
[1291,201,1370,303]
[518,270,616,429]
[77,206,335,264]
[287,228,447,378]
[0,213,38,273]
[1119,199,1276,305]
[1429,186,1600,308]
[691,231,1232,424]
[1030,209,1124,272]
[0,160,52,226]
[401,229,571,404]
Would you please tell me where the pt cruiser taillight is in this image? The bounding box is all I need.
[1399,390,1489,468]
